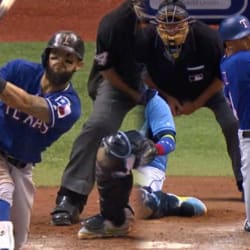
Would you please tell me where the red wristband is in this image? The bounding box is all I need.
[155,143,165,155]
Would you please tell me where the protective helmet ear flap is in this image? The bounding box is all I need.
[41,48,50,67]
[41,30,85,67]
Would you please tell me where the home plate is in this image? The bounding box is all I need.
[138,241,192,249]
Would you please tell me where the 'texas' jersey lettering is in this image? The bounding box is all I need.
[5,106,49,134]
[0,59,81,163]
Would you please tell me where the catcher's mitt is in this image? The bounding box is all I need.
[138,138,158,166]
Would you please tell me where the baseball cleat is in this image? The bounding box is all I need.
[244,220,250,232]
[178,196,207,216]
[78,207,134,239]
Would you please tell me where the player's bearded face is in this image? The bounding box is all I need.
[46,49,77,86]
[45,66,74,86]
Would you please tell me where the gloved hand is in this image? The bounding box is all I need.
[138,139,158,165]
[138,88,158,105]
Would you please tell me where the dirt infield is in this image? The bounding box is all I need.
[26,177,247,250]
[0,1,249,249]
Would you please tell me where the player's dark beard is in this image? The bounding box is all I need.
[45,66,74,86]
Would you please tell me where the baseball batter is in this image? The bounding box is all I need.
[219,15,250,232]
[78,89,206,239]
[0,31,84,249]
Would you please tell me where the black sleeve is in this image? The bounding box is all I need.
[194,21,224,80]
[134,26,155,64]
[94,18,116,71]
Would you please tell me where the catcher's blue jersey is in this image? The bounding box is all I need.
[0,59,81,163]
[220,51,250,129]
[142,93,176,171]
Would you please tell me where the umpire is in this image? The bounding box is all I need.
[135,0,243,194]
[51,0,163,225]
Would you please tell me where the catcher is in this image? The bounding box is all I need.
[78,89,207,239]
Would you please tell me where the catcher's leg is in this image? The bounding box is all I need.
[78,146,134,239]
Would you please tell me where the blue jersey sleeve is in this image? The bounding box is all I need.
[0,59,44,92]
[0,60,82,163]
[46,90,81,132]
[220,51,250,129]
[145,93,176,137]
[142,93,176,172]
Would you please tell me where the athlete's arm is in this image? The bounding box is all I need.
[155,134,176,155]
[0,79,50,123]
[193,77,223,107]
[181,77,223,115]
[144,72,183,116]
[101,68,142,103]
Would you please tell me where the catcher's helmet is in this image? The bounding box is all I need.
[218,15,250,41]
[42,31,85,66]
[132,0,164,22]
[102,131,132,159]
[155,0,190,59]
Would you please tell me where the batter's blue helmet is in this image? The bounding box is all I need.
[218,15,250,41]
[132,0,164,22]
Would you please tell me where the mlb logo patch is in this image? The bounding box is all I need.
[55,96,72,118]
[95,52,108,66]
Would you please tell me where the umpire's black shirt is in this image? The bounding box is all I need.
[136,20,224,101]
[88,0,142,97]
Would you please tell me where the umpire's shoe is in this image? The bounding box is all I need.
[51,196,80,226]
[78,206,134,239]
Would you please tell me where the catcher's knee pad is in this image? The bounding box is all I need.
[136,187,181,219]
[137,188,202,219]
[179,197,207,217]
[96,146,129,178]
[136,186,159,219]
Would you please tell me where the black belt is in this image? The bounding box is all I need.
[0,150,27,168]
[242,131,250,138]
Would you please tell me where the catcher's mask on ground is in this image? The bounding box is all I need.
[132,0,163,23]
[102,131,132,159]
[42,31,85,67]
[156,0,190,60]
